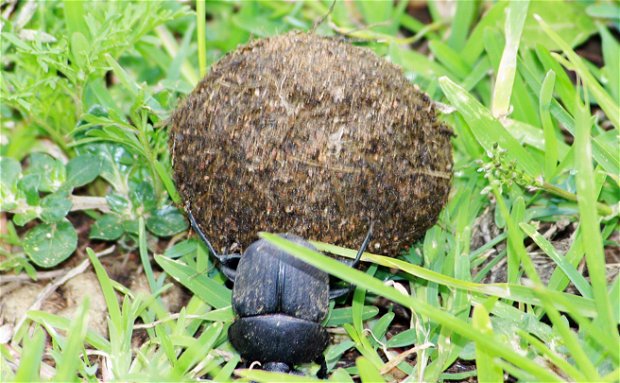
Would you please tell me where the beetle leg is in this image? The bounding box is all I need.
[328,287,351,300]
[315,355,328,379]
[346,221,374,268]
[187,209,240,282]
[329,222,374,299]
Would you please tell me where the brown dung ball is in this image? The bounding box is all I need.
[171,32,452,256]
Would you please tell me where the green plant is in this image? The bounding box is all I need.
[1,1,618,382]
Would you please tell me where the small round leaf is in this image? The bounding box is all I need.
[90,214,123,240]
[40,192,72,223]
[23,220,77,268]
[65,154,102,189]
[146,205,188,237]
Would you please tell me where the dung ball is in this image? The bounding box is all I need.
[171,32,452,256]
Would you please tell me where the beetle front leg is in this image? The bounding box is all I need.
[315,355,328,379]
[329,222,374,299]
[187,209,240,282]
[347,221,374,268]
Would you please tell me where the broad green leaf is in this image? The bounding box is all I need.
[130,181,157,212]
[65,154,102,189]
[106,192,130,214]
[23,219,77,268]
[25,153,65,193]
[90,213,124,240]
[521,2,595,48]
[40,191,72,223]
[0,156,21,188]
[17,173,41,206]
[146,205,188,237]
[13,209,39,227]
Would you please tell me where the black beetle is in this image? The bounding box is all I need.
[187,210,372,378]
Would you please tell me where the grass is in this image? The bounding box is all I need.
[1,1,618,382]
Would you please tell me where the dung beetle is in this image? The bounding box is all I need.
[188,210,372,378]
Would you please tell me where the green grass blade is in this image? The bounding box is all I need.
[534,289,600,381]
[520,222,592,298]
[212,354,240,382]
[153,161,181,204]
[439,76,542,178]
[104,54,139,96]
[138,217,157,293]
[428,40,470,79]
[492,0,529,118]
[261,233,564,382]
[14,326,45,382]
[27,310,111,352]
[63,0,89,39]
[535,15,619,127]
[472,305,503,383]
[357,356,385,383]
[447,0,476,51]
[325,306,378,327]
[196,0,207,78]
[174,322,222,375]
[313,241,598,319]
[517,329,587,382]
[329,368,354,382]
[53,298,90,382]
[344,323,384,369]
[573,92,618,343]
[599,26,619,102]
[155,254,231,309]
[87,248,122,330]
[539,70,559,180]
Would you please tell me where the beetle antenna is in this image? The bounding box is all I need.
[349,221,374,268]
